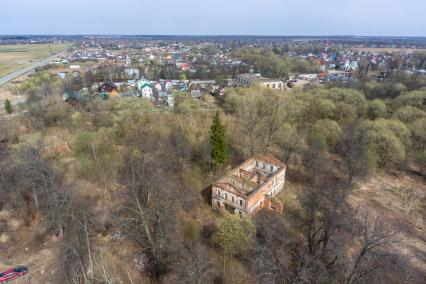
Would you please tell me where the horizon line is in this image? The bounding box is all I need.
[1,34,426,39]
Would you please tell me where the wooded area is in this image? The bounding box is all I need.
[0,70,425,283]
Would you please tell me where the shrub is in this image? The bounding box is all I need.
[4,99,12,114]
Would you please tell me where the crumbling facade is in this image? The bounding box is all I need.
[212,155,286,217]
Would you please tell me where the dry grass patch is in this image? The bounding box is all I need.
[349,171,426,274]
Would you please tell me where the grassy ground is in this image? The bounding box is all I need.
[0,63,25,78]
[0,43,69,77]
[349,171,426,275]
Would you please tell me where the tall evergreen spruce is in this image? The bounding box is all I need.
[210,112,228,167]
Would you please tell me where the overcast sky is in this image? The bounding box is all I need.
[1,0,425,36]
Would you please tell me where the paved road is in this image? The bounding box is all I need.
[0,50,68,86]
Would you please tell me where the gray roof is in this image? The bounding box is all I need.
[191,90,202,98]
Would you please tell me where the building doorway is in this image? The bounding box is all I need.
[224,203,236,214]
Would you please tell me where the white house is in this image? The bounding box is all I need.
[154,82,162,92]
[165,80,173,91]
[167,94,174,107]
[137,80,153,99]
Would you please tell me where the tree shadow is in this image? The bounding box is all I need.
[201,185,212,205]
[286,168,309,183]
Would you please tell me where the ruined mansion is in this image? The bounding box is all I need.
[212,155,286,217]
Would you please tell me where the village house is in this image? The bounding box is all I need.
[325,70,354,81]
[190,89,202,99]
[212,155,286,217]
[164,80,173,91]
[98,82,119,97]
[137,80,154,98]
[236,73,285,90]
[124,68,140,80]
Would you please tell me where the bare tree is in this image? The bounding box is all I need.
[13,143,69,236]
[235,92,268,156]
[93,249,118,284]
[170,121,192,175]
[84,70,95,89]
[260,93,286,153]
[59,198,95,283]
[398,186,421,214]
[0,123,8,209]
[178,242,214,284]
[254,212,296,283]
[344,215,400,284]
[121,149,179,280]
[340,123,375,185]
[280,125,305,166]
[304,134,329,186]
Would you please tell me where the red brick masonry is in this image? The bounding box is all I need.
[212,155,286,217]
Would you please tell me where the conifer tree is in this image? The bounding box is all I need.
[210,112,228,167]
[4,99,12,114]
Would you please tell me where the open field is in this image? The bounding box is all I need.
[0,43,69,77]
[352,47,426,53]
[0,63,24,78]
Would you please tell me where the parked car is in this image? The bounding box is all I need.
[0,265,28,282]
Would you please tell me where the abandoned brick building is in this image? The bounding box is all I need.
[212,155,286,217]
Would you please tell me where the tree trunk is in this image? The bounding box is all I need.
[32,186,39,211]
[84,214,94,281]
[223,251,226,284]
